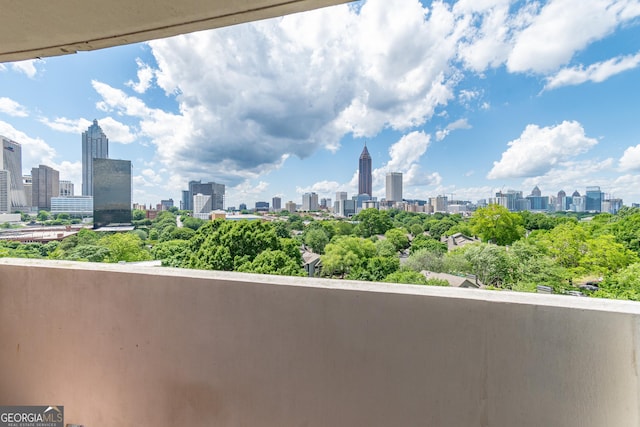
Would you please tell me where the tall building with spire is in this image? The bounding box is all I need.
[82,119,109,196]
[358,143,372,197]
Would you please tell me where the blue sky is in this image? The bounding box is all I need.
[1,0,640,208]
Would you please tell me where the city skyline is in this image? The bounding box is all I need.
[0,0,639,207]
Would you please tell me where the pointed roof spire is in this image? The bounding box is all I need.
[360,142,371,159]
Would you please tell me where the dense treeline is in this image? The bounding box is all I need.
[3,205,640,300]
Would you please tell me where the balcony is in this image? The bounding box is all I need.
[1,258,639,426]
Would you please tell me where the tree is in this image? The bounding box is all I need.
[151,239,191,267]
[353,209,393,237]
[97,233,151,263]
[321,236,376,278]
[347,256,399,281]
[410,234,447,255]
[304,228,329,254]
[67,244,111,262]
[532,222,589,269]
[384,228,410,252]
[470,204,524,245]
[132,209,146,221]
[409,223,424,236]
[594,262,640,301]
[508,240,568,292]
[405,248,445,273]
[383,270,428,285]
[428,219,456,240]
[185,220,283,271]
[375,239,397,257]
[170,227,195,240]
[131,229,148,241]
[181,216,206,231]
[37,210,51,221]
[237,249,305,276]
[463,243,516,288]
[425,278,450,287]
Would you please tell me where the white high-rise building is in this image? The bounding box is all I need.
[385,172,403,202]
[82,119,109,196]
[22,175,32,208]
[0,170,9,213]
[59,180,74,197]
[302,192,319,211]
[193,193,212,219]
[1,136,27,210]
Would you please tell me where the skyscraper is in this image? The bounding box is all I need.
[93,158,131,228]
[187,180,225,211]
[586,186,603,212]
[0,170,9,213]
[359,143,372,197]
[385,172,403,202]
[302,192,319,211]
[22,175,32,208]
[272,197,281,211]
[1,136,27,210]
[31,164,60,210]
[82,119,109,196]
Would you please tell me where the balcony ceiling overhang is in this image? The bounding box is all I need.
[0,0,350,63]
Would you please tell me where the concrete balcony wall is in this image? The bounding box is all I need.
[0,258,639,426]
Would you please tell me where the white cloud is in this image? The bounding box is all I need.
[369,131,438,195]
[611,174,640,202]
[455,0,513,72]
[137,0,466,186]
[11,60,40,78]
[507,0,640,73]
[40,117,92,133]
[0,64,6,72]
[229,181,270,206]
[141,168,163,184]
[545,52,640,90]
[126,58,154,94]
[436,118,471,141]
[98,117,136,144]
[296,180,343,197]
[39,115,136,144]
[0,120,57,172]
[0,97,28,117]
[521,158,614,193]
[619,144,640,171]
[488,121,598,179]
[51,161,82,194]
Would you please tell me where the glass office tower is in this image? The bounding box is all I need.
[93,158,132,228]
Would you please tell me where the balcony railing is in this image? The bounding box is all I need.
[1,258,639,426]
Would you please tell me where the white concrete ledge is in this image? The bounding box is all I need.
[1,258,639,426]
[3,257,639,314]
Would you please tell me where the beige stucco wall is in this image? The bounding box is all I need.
[1,258,639,426]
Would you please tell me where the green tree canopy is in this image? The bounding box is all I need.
[237,249,305,276]
[384,228,410,252]
[470,204,525,245]
[321,236,376,278]
[304,228,329,254]
[353,209,393,237]
[383,270,428,285]
[97,233,151,263]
